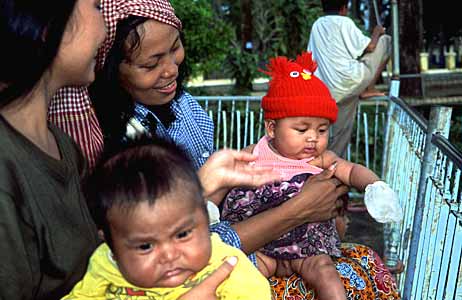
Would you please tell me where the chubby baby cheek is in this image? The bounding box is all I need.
[191,238,212,267]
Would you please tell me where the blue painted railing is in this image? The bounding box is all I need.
[382,97,461,300]
[196,95,462,299]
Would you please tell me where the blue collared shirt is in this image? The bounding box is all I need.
[132,92,214,170]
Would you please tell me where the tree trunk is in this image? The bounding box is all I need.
[350,0,359,19]
[240,0,253,50]
[399,0,424,97]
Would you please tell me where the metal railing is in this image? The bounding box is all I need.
[196,96,388,176]
[196,95,461,298]
[382,97,462,299]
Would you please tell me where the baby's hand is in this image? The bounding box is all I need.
[364,181,403,223]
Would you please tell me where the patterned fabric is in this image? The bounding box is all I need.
[49,0,182,169]
[131,92,214,169]
[48,86,104,168]
[269,243,401,300]
[209,221,258,266]
[223,173,341,259]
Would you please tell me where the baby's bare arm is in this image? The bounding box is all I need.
[314,151,379,191]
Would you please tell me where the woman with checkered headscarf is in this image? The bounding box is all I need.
[50,0,214,170]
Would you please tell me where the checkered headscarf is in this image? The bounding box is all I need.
[49,0,182,169]
[97,0,181,70]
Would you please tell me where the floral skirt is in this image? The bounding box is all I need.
[268,243,400,300]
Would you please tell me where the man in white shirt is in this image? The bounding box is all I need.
[308,0,391,157]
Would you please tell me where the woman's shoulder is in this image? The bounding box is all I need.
[49,124,88,175]
[176,91,203,109]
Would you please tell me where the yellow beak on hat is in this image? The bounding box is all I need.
[301,70,312,80]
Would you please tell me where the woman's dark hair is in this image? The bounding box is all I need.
[84,137,205,249]
[321,0,349,13]
[89,16,188,149]
[0,0,77,108]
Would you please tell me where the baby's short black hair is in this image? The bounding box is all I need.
[321,0,349,13]
[85,138,206,248]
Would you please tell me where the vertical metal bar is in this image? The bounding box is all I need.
[363,112,370,169]
[257,108,263,140]
[236,110,241,151]
[230,100,235,149]
[373,102,379,172]
[439,167,461,300]
[381,101,395,179]
[222,111,227,149]
[403,106,453,300]
[389,0,400,97]
[391,0,400,78]
[215,99,222,150]
[244,100,250,148]
[250,111,255,145]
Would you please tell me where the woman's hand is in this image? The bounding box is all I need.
[178,257,237,300]
[233,163,349,254]
[294,163,349,222]
[198,149,280,202]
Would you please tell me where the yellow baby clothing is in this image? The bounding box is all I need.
[62,233,271,300]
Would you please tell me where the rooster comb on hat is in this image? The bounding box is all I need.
[261,52,338,123]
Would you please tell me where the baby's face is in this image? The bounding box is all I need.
[107,189,211,288]
[266,116,330,160]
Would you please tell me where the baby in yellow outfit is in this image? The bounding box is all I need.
[63,141,271,300]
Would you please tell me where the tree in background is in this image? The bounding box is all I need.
[171,0,234,81]
[399,0,424,96]
[223,0,323,93]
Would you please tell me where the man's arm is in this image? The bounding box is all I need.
[364,25,386,53]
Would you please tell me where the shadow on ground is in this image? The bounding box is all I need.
[344,210,384,258]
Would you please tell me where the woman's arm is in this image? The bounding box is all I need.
[197,148,279,204]
[232,165,348,254]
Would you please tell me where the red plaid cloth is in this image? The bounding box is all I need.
[48,0,182,169]
[48,86,103,169]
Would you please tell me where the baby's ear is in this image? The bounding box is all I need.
[264,119,276,138]
[98,229,105,241]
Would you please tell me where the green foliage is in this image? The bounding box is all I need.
[171,0,234,80]
[252,0,323,60]
[227,41,260,95]
[221,0,324,93]
[173,0,324,93]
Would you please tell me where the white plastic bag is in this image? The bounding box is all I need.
[207,201,221,225]
[364,181,403,223]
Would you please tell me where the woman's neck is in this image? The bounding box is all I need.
[0,79,61,159]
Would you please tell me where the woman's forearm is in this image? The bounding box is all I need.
[231,200,304,254]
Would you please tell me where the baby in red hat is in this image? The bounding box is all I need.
[221,52,402,300]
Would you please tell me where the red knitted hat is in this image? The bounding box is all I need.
[261,52,338,123]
